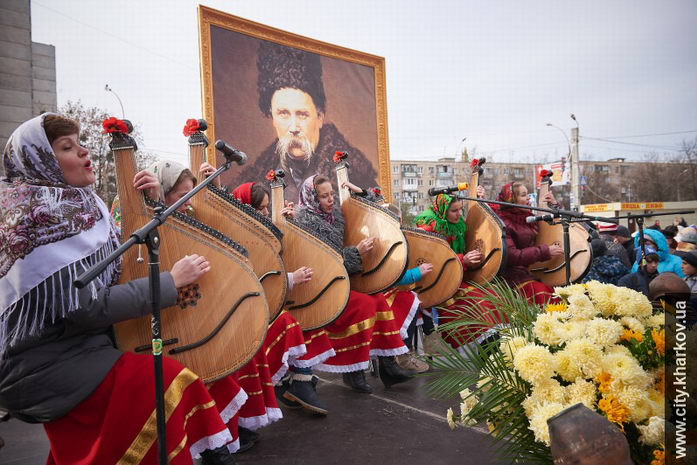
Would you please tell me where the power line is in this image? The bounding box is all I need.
[586,129,697,139]
[581,137,682,152]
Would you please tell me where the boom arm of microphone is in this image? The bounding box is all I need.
[215,140,248,165]
[427,182,469,196]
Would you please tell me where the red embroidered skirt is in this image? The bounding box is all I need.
[207,375,247,453]
[234,350,281,431]
[438,284,507,348]
[316,291,408,373]
[264,310,307,383]
[383,289,420,339]
[517,280,558,306]
[292,328,336,368]
[44,352,231,465]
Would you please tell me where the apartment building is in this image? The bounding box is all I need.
[390,156,648,214]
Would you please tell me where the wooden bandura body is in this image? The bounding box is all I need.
[401,228,463,307]
[335,159,409,294]
[269,171,350,330]
[529,172,593,286]
[462,158,507,284]
[187,122,287,321]
[111,130,268,383]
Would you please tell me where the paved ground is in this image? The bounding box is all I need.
[0,371,512,465]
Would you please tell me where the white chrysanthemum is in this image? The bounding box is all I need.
[566,293,598,321]
[584,317,623,347]
[522,394,544,417]
[602,352,651,388]
[563,338,603,378]
[501,336,529,365]
[637,416,665,446]
[648,390,665,418]
[620,316,645,334]
[533,313,565,346]
[513,344,556,384]
[446,407,456,430]
[644,313,665,329]
[618,289,653,319]
[528,402,566,446]
[532,378,566,404]
[555,320,587,343]
[459,392,479,426]
[585,281,627,317]
[554,283,587,300]
[564,378,598,410]
[605,344,632,357]
[555,349,583,382]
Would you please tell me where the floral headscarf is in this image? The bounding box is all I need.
[0,114,120,356]
[298,174,336,224]
[414,193,467,254]
[497,182,516,204]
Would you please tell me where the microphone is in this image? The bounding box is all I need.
[526,214,555,224]
[427,182,469,196]
[215,140,247,165]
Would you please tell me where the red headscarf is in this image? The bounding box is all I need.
[232,182,255,205]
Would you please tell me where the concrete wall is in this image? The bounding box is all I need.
[0,0,56,149]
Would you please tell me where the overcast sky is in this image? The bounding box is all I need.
[30,0,697,166]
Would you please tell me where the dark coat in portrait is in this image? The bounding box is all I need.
[235,122,379,202]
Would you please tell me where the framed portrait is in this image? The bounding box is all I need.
[198,6,392,202]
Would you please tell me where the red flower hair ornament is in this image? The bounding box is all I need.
[102,117,128,134]
[265,169,277,182]
[333,151,348,163]
[539,169,553,179]
[182,119,201,137]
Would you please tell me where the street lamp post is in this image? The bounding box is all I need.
[545,123,571,208]
[104,84,125,119]
[677,168,689,201]
[569,114,581,211]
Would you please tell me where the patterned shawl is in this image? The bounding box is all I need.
[0,114,120,357]
[414,193,467,254]
[297,174,336,224]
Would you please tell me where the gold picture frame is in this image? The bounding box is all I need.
[198,5,392,201]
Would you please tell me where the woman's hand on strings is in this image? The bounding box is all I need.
[418,263,434,276]
[199,162,221,187]
[549,244,564,257]
[292,266,313,285]
[341,181,363,194]
[133,170,163,201]
[462,250,483,267]
[281,201,296,218]
[356,237,375,255]
[171,254,211,288]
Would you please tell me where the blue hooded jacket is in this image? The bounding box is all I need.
[630,228,684,277]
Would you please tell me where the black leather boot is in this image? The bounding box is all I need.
[238,426,259,444]
[200,445,236,465]
[275,376,300,409]
[378,356,415,389]
[342,370,373,393]
[284,374,329,415]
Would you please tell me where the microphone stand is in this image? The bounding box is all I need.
[74,160,237,465]
[451,194,619,286]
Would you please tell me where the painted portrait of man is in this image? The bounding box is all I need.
[200,9,388,202]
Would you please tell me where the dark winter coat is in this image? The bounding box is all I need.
[617,268,657,297]
[0,274,177,423]
[583,255,630,285]
[496,207,551,285]
[236,123,379,203]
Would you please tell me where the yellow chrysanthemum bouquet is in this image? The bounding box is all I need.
[429,279,666,465]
